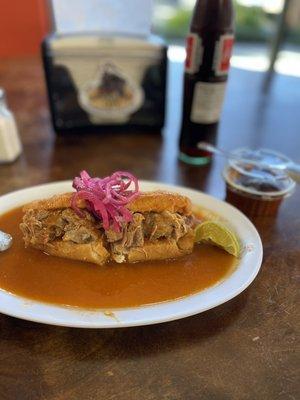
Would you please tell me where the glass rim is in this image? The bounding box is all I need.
[222,166,296,199]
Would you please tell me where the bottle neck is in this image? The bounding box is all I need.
[191,0,234,32]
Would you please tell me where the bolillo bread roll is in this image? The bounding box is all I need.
[20,191,195,266]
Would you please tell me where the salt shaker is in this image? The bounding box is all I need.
[0,88,22,163]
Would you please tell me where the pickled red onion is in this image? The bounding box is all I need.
[71,171,139,232]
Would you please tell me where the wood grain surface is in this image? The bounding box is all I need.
[0,56,299,400]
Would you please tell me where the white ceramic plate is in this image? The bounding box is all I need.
[0,181,263,328]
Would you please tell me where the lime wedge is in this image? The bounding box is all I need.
[195,221,241,257]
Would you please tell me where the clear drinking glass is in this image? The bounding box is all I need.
[222,148,296,217]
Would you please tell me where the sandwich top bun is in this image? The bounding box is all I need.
[23,191,192,215]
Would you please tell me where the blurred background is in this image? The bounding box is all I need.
[1,0,299,77]
[153,0,300,78]
[0,0,299,163]
[1,0,300,74]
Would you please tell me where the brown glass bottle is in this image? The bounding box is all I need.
[179,0,234,165]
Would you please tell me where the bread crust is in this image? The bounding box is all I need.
[127,230,194,263]
[23,191,192,215]
[23,193,79,211]
[34,240,109,266]
[128,191,191,214]
[31,231,194,266]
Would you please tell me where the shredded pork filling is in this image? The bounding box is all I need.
[21,208,193,262]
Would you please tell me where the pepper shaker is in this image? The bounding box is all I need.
[0,88,22,163]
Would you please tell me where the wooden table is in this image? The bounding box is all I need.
[0,56,299,400]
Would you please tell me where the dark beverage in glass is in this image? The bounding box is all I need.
[179,0,235,165]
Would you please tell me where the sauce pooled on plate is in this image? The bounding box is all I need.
[0,207,237,309]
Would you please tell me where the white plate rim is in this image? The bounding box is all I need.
[0,180,263,328]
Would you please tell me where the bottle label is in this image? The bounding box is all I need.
[213,34,234,76]
[190,82,226,124]
[185,33,203,74]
